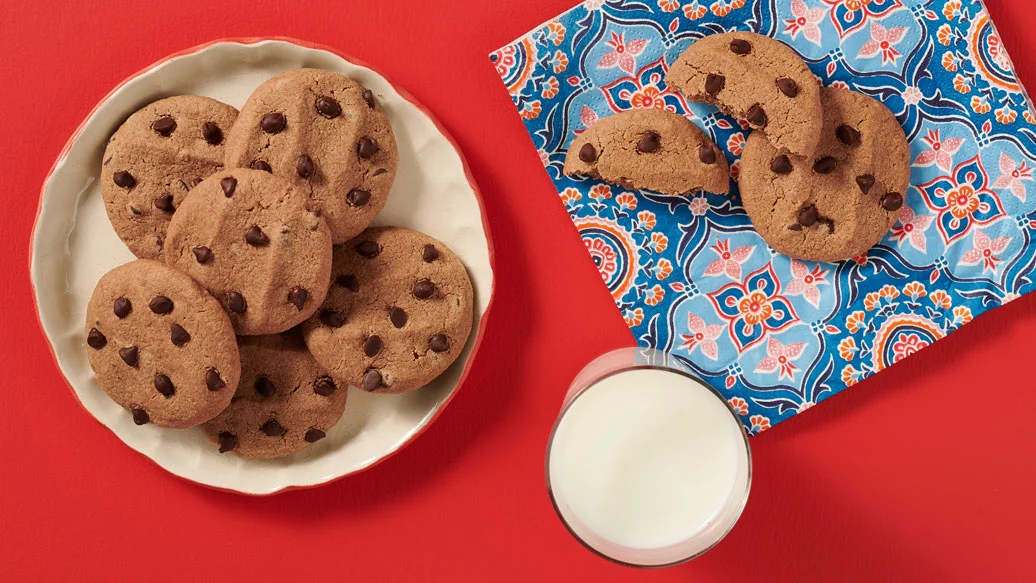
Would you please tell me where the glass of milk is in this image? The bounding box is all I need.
[546,347,751,567]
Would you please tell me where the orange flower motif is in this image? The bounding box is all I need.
[655,258,673,280]
[560,187,582,206]
[841,365,859,387]
[589,184,612,201]
[728,397,749,416]
[637,210,656,231]
[953,74,971,94]
[644,284,665,306]
[943,0,962,19]
[996,107,1017,124]
[903,281,926,299]
[541,77,559,99]
[519,100,542,120]
[629,85,668,110]
[624,307,645,327]
[879,284,900,300]
[657,0,680,12]
[711,0,746,18]
[864,291,882,311]
[937,24,953,46]
[730,159,741,182]
[727,133,746,156]
[616,192,638,210]
[683,1,708,19]
[945,184,980,219]
[1025,110,1036,125]
[545,21,566,46]
[971,96,991,114]
[737,290,774,325]
[953,305,973,323]
[749,414,771,433]
[846,310,866,334]
[930,289,952,309]
[650,232,668,253]
[941,52,958,72]
[838,337,858,361]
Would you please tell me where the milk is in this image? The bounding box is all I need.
[547,367,750,563]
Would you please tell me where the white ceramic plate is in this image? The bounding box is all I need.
[30,38,495,495]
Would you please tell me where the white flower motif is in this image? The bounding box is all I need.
[689,196,710,216]
[785,260,828,308]
[679,314,725,360]
[889,206,934,253]
[960,230,1010,273]
[783,0,825,46]
[914,129,964,173]
[903,86,923,106]
[755,338,807,381]
[859,22,908,64]
[991,152,1033,202]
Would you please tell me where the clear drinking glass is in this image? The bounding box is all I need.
[545,347,752,568]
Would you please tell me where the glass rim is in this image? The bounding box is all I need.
[544,349,753,568]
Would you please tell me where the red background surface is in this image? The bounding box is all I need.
[2,1,1034,580]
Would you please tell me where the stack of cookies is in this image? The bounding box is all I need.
[564,32,910,263]
[86,69,474,460]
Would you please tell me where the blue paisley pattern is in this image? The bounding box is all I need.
[492,0,1036,433]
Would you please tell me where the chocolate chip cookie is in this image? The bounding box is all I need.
[739,86,910,262]
[85,260,240,428]
[200,331,348,459]
[666,32,822,157]
[101,96,239,259]
[164,169,333,335]
[563,108,730,195]
[224,68,398,245]
[301,227,474,394]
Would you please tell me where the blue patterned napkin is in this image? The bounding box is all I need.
[492,0,1036,433]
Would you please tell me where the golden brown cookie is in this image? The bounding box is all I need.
[200,332,348,459]
[301,227,474,394]
[666,32,822,157]
[85,260,240,428]
[163,169,333,336]
[101,95,238,259]
[739,86,910,262]
[224,68,398,244]
[563,108,730,195]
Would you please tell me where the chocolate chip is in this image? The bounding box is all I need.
[316,96,342,118]
[880,192,904,211]
[698,144,717,165]
[347,189,371,207]
[788,223,803,231]
[729,39,752,54]
[423,244,439,262]
[254,376,276,398]
[578,143,597,163]
[798,205,819,227]
[705,73,725,95]
[191,177,204,188]
[413,279,435,299]
[261,419,285,436]
[193,246,213,264]
[358,137,379,159]
[226,291,247,314]
[856,174,876,193]
[261,112,286,134]
[149,296,173,314]
[429,334,449,353]
[296,155,314,178]
[153,116,176,136]
[170,324,190,347]
[154,193,175,213]
[771,155,793,175]
[362,89,376,109]
[836,124,861,146]
[390,307,407,328]
[245,225,269,246]
[314,376,337,396]
[154,374,175,397]
[746,104,768,127]
[87,328,107,349]
[336,274,359,292]
[364,335,383,357]
[356,240,381,258]
[813,157,837,174]
[776,78,799,98]
[362,369,382,391]
[119,346,138,367]
[249,160,272,173]
[132,407,150,426]
[820,218,836,233]
[304,429,326,443]
[129,206,142,216]
[220,176,237,197]
[113,297,132,319]
[218,432,238,452]
[113,171,136,189]
[202,122,223,145]
[320,309,345,328]
[206,368,225,390]
[636,131,661,153]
